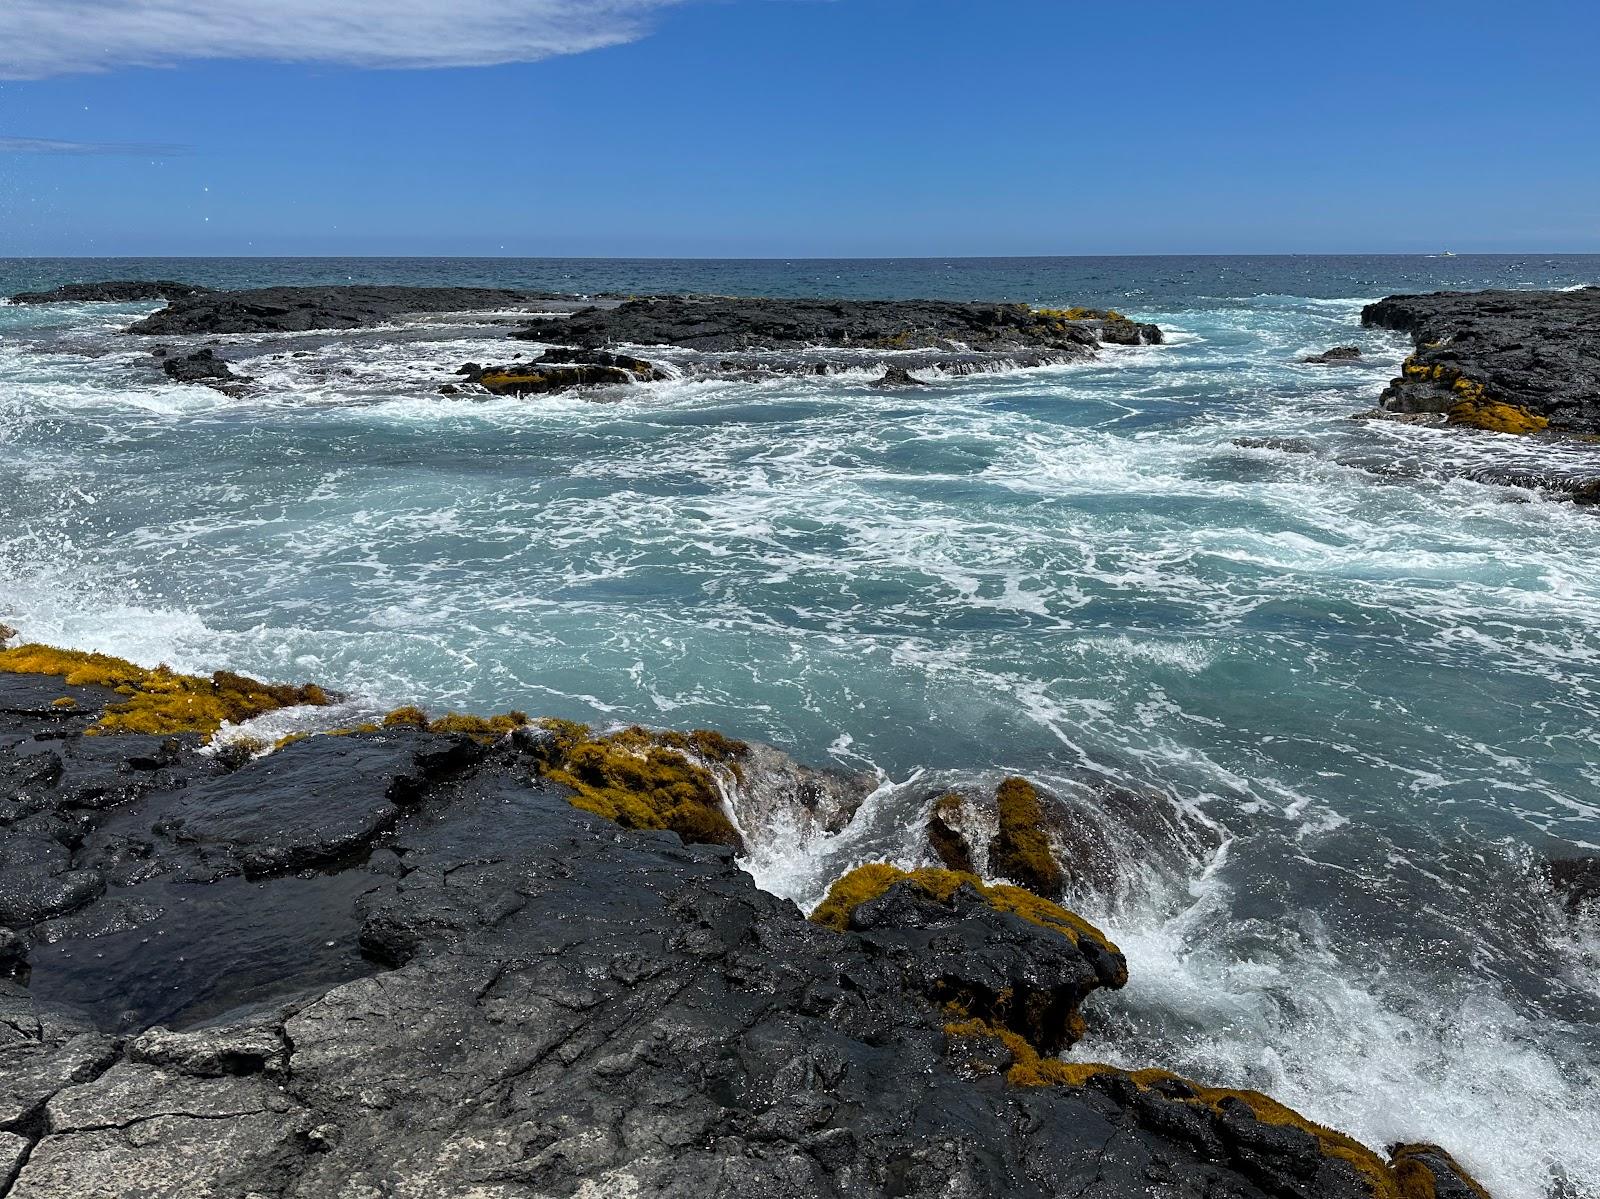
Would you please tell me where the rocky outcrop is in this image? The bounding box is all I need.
[153,348,252,393]
[514,296,1162,354]
[1361,288,1600,434]
[126,286,561,335]
[1303,346,1363,364]
[456,350,665,396]
[1548,855,1600,915]
[870,364,929,388]
[0,644,1492,1199]
[8,281,212,305]
[921,774,1217,906]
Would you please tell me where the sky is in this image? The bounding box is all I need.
[0,0,1597,257]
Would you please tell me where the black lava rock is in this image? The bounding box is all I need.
[157,348,252,392]
[1362,288,1600,433]
[1302,346,1363,364]
[9,280,212,305]
[127,286,561,335]
[514,295,1115,354]
[0,666,1489,1199]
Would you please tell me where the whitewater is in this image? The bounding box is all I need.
[2,255,1598,1199]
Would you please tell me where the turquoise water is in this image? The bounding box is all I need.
[2,256,1598,1197]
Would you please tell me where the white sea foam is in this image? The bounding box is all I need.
[1081,870,1600,1199]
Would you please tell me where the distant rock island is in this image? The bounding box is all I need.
[10,281,1167,395]
[9,280,213,305]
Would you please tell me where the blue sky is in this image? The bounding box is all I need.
[0,0,1596,256]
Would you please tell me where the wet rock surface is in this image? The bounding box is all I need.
[8,282,212,306]
[457,350,666,396]
[1548,855,1600,915]
[153,348,251,393]
[0,668,1484,1198]
[125,285,568,335]
[1302,346,1363,364]
[1362,288,1600,434]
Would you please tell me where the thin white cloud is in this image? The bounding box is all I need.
[0,135,190,154]
[0,0,692,79]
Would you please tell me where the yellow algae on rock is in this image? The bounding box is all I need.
[1446,399,1548,434]
[0,643,329,738]
[942,1016,1410,1199]
[809,863,1123,971]
[537,720,748,850]
[989,776,1066,898]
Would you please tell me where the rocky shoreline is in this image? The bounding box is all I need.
[0,632,1501,1199]
[9,282,1165,398]
[1361,287,1600,436]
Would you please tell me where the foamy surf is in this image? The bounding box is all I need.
[4,255,1600,1197]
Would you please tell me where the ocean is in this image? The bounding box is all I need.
[2,254,1598,1198]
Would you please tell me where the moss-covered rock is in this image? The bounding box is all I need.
[943,1017,1484,1199]
[0,643,329,739]
[988,776,1066,899]
[813,864,1126,1054]
[536,720,748,851]
[1446,399,1549,435]
[809,863,1123,974]
[1389,1143,1494,1199]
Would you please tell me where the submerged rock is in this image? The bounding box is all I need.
[9,280,212,305]
[1548,855,1600,915]
[919,772,1220,908]
[870,364,929,388]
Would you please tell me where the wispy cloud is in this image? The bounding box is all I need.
[0,135,190,155]
[0,0,693,79]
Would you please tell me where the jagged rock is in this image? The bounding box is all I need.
[1302,346,1363,364]
[870,364,929,388]
[126,286,559,335]
[926,793,977,873]
[1549,855,1600,914]
[8,281,211,305]
[0,659,1490,1199]
[817,866,1127,1053]
[1097,318,1165,346]
[1362,288,1600,434]
[156,348,252,393]
[1389,1142,1496,1199]
[457,352,661,396]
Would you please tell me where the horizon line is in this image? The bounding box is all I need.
[4,250,1600,262]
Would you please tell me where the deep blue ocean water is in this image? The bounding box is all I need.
[2,255,1598,1197]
